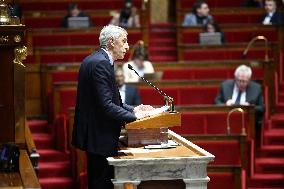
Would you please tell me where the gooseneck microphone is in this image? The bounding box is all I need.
[127,64,169,100]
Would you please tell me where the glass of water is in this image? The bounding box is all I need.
[160,127,168,147]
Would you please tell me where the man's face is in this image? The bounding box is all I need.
[112,32,129,60]
[197,3,210,17]
[265,0,276,13]
[235,72,250,92]
[115,70,125,87]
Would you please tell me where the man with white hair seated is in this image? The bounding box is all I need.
[215,64,264,126]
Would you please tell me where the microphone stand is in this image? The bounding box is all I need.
[128,64,175,112]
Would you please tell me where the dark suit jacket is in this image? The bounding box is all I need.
[215,79,264,124]
[72,49,136,156]
[125,85,141,106]
[261,11,283,26]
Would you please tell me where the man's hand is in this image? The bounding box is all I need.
[134,104,155,113]
[226,99,234,106]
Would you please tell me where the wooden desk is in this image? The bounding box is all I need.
[0,150,40,189]
[108,130,214,189]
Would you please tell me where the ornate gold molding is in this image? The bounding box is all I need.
[0,0,10,25]
[14,46,27,67]
[14,35,21,43]
[0,35,8,43]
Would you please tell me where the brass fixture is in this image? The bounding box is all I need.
[242,35,269,62]
[0,0,10,24]
[226,108,246,135]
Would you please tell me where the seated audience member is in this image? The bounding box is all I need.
[122,41,154,82]
[261,0,283,25]
[182,0,213,26]
[202,21,225,44]
[242,0,263,7]
[115,68,141,106]
[61,3,93,28]
[110,2,140,28]
[127,6,141,28]
[215,65,264,127]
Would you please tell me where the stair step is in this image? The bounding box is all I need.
[28,120,49,133]
[257,145,284,157]
[264,129,284,145]
[270,114,284,128]
[275,103,284,113]
[150,38,176,47]
[33,133,55,149]
[39,177,75,189]
[255,158,284,173]
[248,173,284,188]
[38,149,70,162]
[39,161,72,178]
[150,31,176,38]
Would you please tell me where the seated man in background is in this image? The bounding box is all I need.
[62,3,93,28]
[122,41,154,82]
[261,0,283,25]
[215,65,264,127]
[182,0,214,26]
[115,68,141,106]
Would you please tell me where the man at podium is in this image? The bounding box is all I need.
[71,25,153,189]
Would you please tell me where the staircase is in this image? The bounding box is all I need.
[28,120,75,189]
[149,23,177,62]
[248,83,284,189]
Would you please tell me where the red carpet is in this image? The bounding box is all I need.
[149,23,177,62]
[27,120,75,189]
[248,82,284,188]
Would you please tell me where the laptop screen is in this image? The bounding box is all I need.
[199,32,222,45]
[67,17,90,28]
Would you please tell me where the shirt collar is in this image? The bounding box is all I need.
[101,48,114,66]
[119,84,126,91]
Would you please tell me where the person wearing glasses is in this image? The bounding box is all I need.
[215,65,264,127]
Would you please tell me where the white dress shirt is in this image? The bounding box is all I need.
[263,12,274,25]
[119,85,126,103]
[232,84,247,105]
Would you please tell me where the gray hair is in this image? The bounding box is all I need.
[234,65,252,78]
[99,25,127,48]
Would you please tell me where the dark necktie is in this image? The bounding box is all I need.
[235,91,242,105]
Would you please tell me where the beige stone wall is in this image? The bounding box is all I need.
[150,0,169,23]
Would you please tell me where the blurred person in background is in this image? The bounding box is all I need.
[122,41,154,82]
[62,3,93,28]
[261,0,283,25]
[202,20,226,44]
[115,68,141,106]
[215,65,264,127]
[182,0,214,26]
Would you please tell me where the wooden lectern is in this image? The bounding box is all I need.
[125,112,181,147]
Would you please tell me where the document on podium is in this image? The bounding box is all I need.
[148,105,170,116]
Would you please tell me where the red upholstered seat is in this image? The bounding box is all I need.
[21,0,142,11]
[194,140,241,165]
[180,29,277,44]
[32,32,142,47]
[208,172,239,189]
[52,72,78,83]
[171,111,249,135]
[139,86,219,105]
[181,48,273,61]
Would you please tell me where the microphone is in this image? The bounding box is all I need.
[127,64,175,111]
